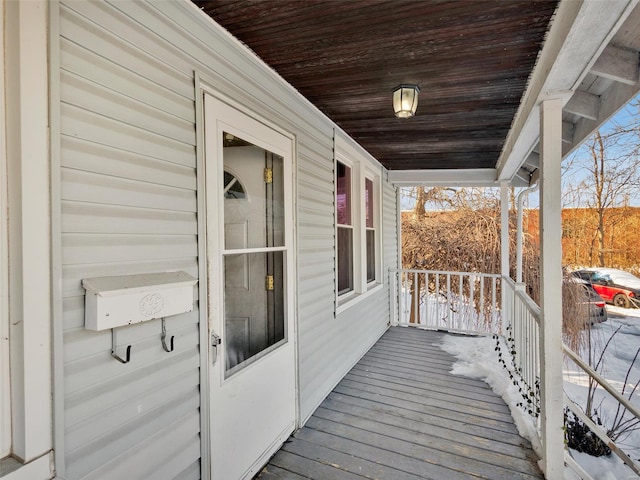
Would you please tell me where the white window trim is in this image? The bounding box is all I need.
[335,132,383,313]
[2,1,54,473]
[0,0,10,458]
[363,170,382,286]
[335,156,359,300]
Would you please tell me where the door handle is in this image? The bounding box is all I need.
[211,332,222,365]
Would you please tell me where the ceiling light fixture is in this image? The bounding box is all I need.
[393,84,420,118]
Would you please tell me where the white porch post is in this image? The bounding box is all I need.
[539,97,564,479]
[500,181,510,318]
[5,0,53,463]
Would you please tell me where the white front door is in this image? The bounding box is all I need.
[204,95,296,480]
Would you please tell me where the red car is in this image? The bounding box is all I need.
[572,268,640,309]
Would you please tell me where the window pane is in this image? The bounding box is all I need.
[337,227,353,295]
[223,133,285,249]
[365,178,374,228]
[224,251,285,375]
[366,230,375,283]
[337,162,351,226]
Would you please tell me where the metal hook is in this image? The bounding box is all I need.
[161,318,174,353]
[111,329,132,364]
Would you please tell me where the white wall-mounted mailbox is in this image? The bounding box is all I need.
[82,271,198,331]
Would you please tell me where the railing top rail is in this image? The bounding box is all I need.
[397,268,501,278]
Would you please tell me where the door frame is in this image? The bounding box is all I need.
[195,78,299,479]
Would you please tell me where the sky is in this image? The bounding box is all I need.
[400,94,640,211]
[441,307,640,479]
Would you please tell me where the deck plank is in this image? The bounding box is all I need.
[256,327,543,480]
[319,396,536,461]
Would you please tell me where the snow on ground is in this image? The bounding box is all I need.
[440,306,640,480]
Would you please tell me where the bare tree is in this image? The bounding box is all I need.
[564,106,640,267]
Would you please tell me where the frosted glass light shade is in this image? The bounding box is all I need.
[393,84,420,118]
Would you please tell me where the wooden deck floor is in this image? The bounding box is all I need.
[257,327,544,480]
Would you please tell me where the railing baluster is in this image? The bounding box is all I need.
[458,274,463,331]
[435,273,440,327]
[469,276,474,332]
[416,272,420,324]
[479,275,485,331]
[425,271,430,327]
[491,277,497,333]
[446,273,451,330]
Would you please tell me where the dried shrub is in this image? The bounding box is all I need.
[561,278,593,354]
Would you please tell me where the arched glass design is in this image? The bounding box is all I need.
[223,171,246,199]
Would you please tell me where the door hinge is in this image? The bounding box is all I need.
[266,275,274,291]
[264,167,273,184]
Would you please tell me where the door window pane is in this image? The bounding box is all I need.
[223,133,284,249]
[222,132,287,377]
[224,251,285,374]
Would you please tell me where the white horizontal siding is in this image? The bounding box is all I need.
[383,172,399,268]
[66,397,200,480]
[61,71,194,145]
[60,39,194,122]
[62,202,197,235]
[295,140,396,422]
[62,234,198,265]
[58,1,201,478]
[61,137,196,190]
[55,1,397,479]
[383,174,400,321]
[60,2,194,98]
[62,169,196,212]
[61,104,195,167]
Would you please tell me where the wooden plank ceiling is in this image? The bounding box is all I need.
[194,0,559,171]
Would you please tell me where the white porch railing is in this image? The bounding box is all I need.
[390,269,640,479]
[391,268,502,335]
[502,276,541,417]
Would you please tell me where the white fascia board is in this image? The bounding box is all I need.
[388,168,499,187]
[497,0,638,181]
